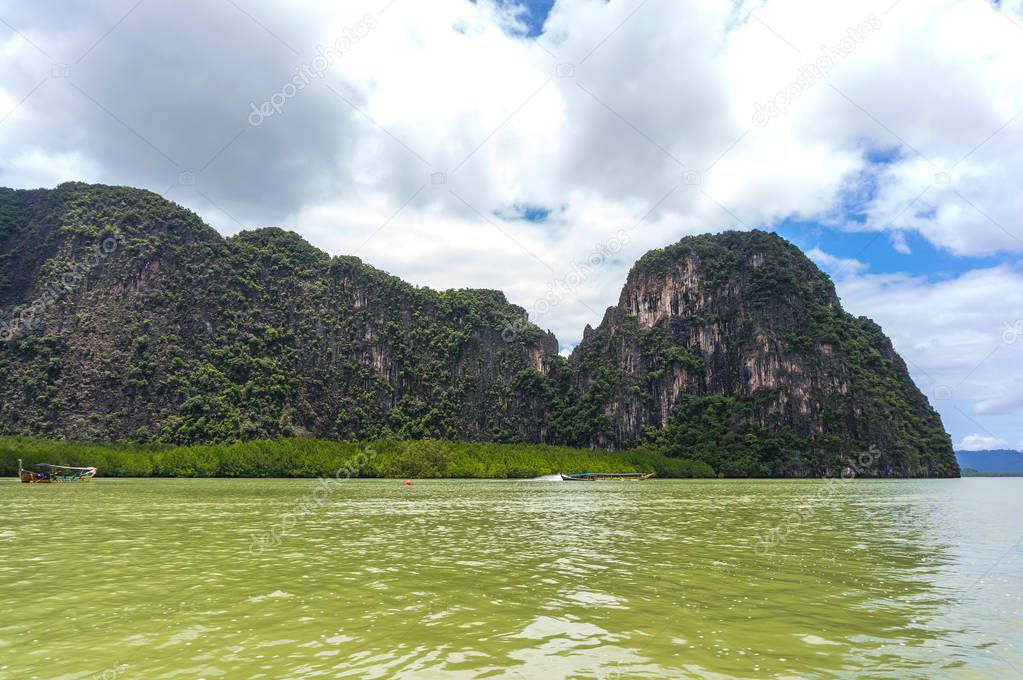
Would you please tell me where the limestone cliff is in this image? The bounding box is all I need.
[0,184,957,476]
[566,231,957,477]
[0,183,557,444]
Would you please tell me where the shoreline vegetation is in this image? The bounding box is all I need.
[960,468,1023,477]
[0,436,716,479]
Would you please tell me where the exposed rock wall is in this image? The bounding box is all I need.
[568,231,957,477]
[0,184,958,476]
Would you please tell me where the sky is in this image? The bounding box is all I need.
[0,0,1022,451]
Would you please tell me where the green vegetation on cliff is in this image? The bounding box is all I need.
[0,183,555,445]
[562,230,958,478]
[0,184,958,477]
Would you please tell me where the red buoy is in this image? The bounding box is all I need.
[405,480,412,486]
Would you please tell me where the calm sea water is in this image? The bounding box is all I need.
[1,478,1021,679]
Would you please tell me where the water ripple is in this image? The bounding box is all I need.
[1,478,1021,678]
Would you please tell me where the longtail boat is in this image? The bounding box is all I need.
[18,459,97,483]
[560,472,655,481]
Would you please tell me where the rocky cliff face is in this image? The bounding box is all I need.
[0,184,958,476]
[0,183,557,444]
[567,231,957,477]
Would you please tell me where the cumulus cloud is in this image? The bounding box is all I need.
[974,390,1023,416]
[957,434,1009,451]
[823,265,1023,400]
[811,249,1023,448]
[807,248,867,278]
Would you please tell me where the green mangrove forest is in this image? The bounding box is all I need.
[1,436,716,479]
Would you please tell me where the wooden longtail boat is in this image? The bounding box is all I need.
[560,472,655,481]
[18,459,97,483]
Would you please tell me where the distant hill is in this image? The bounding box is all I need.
[955,450,1023,474]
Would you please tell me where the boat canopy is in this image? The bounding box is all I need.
[36,464,97,471]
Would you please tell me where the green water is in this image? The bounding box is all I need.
[1,478,1020,679]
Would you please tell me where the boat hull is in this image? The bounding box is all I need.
[561,473,654,481]
[19,467,97,483]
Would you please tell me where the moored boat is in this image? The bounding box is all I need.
[560,472,655,481]
[18,459,97,484]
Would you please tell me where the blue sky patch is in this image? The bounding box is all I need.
[864,145,903,166]
[830,146,906,228]
[774,218,1007,279]
[495,203,554,222]
[470,0,556,37]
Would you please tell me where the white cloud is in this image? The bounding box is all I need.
[0,0,1017,271]
[807,247,868,278]
[974,390,1023,416]
[957,434,1009,451]
[891,231,911,254]
[2,149,100,189]
[816,253,1023,446]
